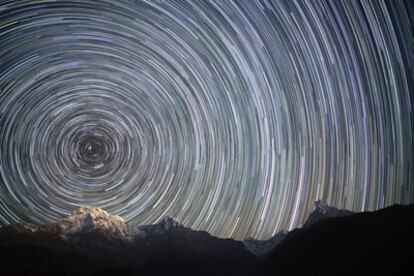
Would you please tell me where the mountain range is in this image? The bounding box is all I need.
[0,202,412,275]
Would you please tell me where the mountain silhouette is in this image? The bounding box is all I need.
[0,206,258,276]
[243,201,354,258]
[0,203,412,275]
[262,204,414,276]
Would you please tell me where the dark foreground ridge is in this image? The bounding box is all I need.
[262,203,414,276]
[0,203,412,276]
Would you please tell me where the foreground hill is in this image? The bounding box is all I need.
[262,204,414,276]
[243,201,354,258]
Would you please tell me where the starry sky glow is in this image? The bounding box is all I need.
[0,0,413,240]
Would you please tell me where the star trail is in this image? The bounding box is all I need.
[0,0,413,240]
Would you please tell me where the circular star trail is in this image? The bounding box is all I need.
[0,0,413,240]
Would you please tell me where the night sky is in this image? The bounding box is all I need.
[0,0,413,240]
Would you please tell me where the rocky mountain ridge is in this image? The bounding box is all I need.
[0,202,412,275]
[243,201,354,257]
[0,206,258,276]
[262,204,414,275]
[2,201,355,258]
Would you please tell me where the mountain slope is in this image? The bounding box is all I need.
[262,204,414,276]
[0,207,258,276]
[243,231,287,258]
[301,200,354,228]
[54,206,129,239]
[243,201,353,257]
[1,203,412,275]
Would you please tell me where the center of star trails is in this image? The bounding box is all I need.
[82,138,104,159]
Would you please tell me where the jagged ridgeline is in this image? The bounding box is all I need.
[0,206,259,276]
[1,202,413,276]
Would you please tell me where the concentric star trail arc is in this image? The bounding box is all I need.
[0,0,413,240]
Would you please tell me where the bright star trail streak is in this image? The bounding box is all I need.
[0,0,413,240]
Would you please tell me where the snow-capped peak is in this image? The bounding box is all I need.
[55,206,128,239]
[302,201,354,228]
[314,200,331,214]
[243,201,354,256]
[158,216,180,230]
[133,216,182,237]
